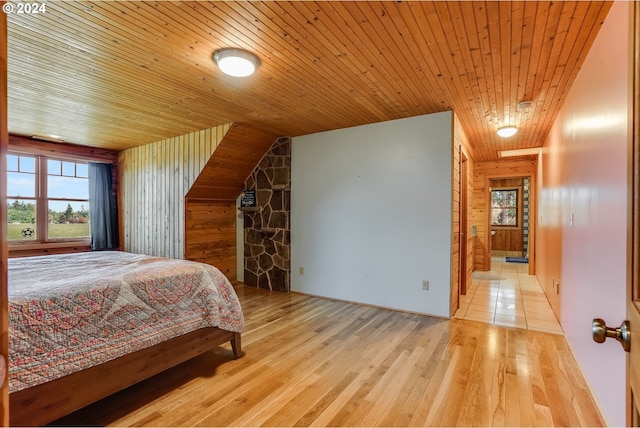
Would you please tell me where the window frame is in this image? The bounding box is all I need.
[7,135,118,257]
[7,151,91,245]
[490,186,522,229]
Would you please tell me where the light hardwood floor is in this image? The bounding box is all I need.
[53,285,603,427]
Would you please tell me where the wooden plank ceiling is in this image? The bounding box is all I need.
[7,1,612,161]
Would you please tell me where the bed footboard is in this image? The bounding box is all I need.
[9,328,240,427]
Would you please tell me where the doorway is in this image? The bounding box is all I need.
[489,176,530,261]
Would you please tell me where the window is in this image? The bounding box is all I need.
[7,155,37,241]
[491,188,519,227]
[7,153,90,243]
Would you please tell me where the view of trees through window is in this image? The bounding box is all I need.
[491,188,518,227]
[7,154,90,242]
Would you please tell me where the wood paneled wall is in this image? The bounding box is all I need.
[473,158,537,272]
[491,229,523,253]
[451,114,475,316]
[119,124,231,259]
[120,122,279,282]
[186,125,280,200]
[1,11,9,426]
[184,124,280,282]
[184,200,237,279]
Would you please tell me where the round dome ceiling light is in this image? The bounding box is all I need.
[497,125,518,138]
[213,48,260,77]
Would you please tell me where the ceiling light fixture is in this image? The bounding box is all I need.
[499,148,541,157]
[31,134,65,143]
[497,125,518,138]
[213,48,259,77]
[518,100,533,111]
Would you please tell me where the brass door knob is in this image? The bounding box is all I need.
[592,318,630,352]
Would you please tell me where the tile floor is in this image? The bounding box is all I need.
[454,257,564,334]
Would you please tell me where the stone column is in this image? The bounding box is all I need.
[242,137,291,291]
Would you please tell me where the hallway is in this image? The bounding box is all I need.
[454,257,563,334]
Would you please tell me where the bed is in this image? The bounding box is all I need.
[7,251,244,426]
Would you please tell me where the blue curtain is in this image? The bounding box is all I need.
[88,162,119,250]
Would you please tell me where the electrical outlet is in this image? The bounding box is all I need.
[422,280,429,291]
[299,266,304,275]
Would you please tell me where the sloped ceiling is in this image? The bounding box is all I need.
[187,123,280,200]
[7,1,612,160]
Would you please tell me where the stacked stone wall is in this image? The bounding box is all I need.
[242,137,290,291]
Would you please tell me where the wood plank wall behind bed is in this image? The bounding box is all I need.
[119,124,231,261]
[1,10,9,425]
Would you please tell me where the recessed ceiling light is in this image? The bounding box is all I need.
[213,48,259,77]
[497,125,518,138]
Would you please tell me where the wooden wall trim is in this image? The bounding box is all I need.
[1,9,9,426]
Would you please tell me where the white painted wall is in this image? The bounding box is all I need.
[537,2,629,425]
[291,112,453,317]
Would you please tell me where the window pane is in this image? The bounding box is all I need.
[7,171,35,197]
[491,188,518,226]
[48,159,61,175]
[62,161,76,177]
[7,155,18,171]
[20,156,36,173]
[48,175,89,199]
[7,199,37,241]
[492,190,517,208]
[76,163,88,178]
[491,208,517,226]
[48,200,90,239]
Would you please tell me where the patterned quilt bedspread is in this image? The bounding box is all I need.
[8,251,245,393]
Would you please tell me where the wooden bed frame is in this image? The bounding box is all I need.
[9,327,241,426]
